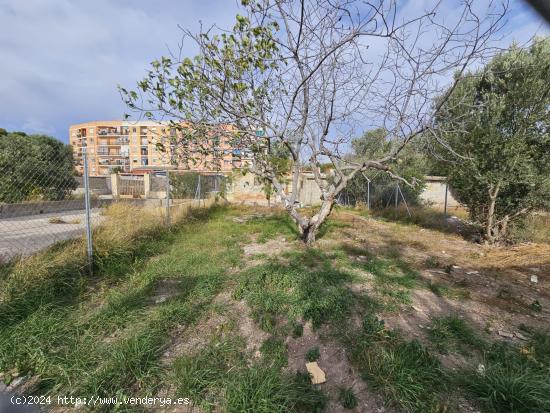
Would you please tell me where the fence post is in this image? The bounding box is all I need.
[444,181,448,218]
[195,174,202,207]
[83,149,93,274]
[367,180,370,210]
[165,171,171,226]
[395,184,399,209]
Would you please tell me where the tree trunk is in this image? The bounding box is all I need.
[485,184,500,244]
[299,198,335,246]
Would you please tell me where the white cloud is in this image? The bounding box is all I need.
[0,0,546,142]
[0,0,239,140]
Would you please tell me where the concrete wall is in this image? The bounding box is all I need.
[419,176,460,209]
[227,173,270,205]
[0,199,115,219]
[298,174,324,206]
[226,173,462,209]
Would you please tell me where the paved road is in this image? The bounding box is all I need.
[0,209,103,260]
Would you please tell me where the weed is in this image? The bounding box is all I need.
[306,346,320,362]
[459,337,550,412]
[291,321,304,338]
[349,314,448,412]
[338,387,358,409]
[530,300,542,313]
[428,315,484,354]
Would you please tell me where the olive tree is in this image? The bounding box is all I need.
[431,38,550,243]
[121,0,507,244]
[0,132,77,203]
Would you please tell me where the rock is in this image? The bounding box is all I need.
[477,364,485,374]
[452,265,461,270]
[530,275,538,284]
[466,271,479,275]
[497,330,514,339]
[305,362,326,385]
[7,376,26,391]
[514,332,528,341]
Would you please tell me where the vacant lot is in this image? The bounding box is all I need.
[0,204,548,412]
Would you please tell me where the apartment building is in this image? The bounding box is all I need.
[69,120,252,176]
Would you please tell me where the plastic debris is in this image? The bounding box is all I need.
[305,362,326,384]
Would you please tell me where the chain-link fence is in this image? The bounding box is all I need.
[337,175,456,216]
[0,146,227,267]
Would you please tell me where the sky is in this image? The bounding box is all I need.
[0,0,548,143]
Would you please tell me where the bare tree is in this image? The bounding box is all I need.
[121,0,508,244]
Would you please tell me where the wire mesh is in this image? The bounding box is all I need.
[0,144,97,261]
[0,150,228,263]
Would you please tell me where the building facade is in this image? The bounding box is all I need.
[69,120,251,176]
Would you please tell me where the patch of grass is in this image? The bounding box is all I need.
[428,281,471,300]
[173,333,326,412]
[359,255,418,289]
[375,287,412,312]
[291,321,304,338]
[517,325,550,367]
[173,334,246,410]
[306,346,320,362]
[342,245,419,312]
[459,334,550,413]
[372,206,473,237]
[338,387,358,409]
[425,256,443,268]
[242,212,299,243]
[260,337,288,368]
[226,368,326,413]
[508,212,550,244]
[428,315,484,354]
[234,249,355,330]
[0,205,246,403]
[316,218,352,240]
[348,314,448,412]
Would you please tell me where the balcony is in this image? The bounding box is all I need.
[97,127,119,136]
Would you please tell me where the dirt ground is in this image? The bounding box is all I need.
[155,208,549,412]
[331,211,549,361]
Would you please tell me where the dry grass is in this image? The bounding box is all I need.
[509,212,550,244]
[479,243,550,268]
